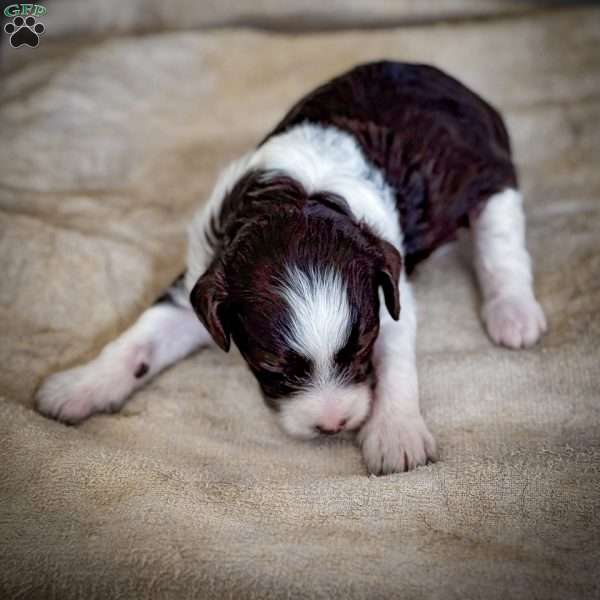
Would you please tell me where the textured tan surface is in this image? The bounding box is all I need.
[39,0,544,38]
[1,5,600,599]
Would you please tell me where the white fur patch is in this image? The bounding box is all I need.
[36,304,211,423]
[249,124,401,248]
[279,265,351,383]
[472,188,547,348]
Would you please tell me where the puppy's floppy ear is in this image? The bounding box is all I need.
[377,239,402,321]
[190,262,231,352]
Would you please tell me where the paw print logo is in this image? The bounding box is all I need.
[4,16,45,48]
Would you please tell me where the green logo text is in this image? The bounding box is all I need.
[4,4,47,18]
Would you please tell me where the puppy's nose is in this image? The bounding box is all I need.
[316,418,347,435]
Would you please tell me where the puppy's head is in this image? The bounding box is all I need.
[191,175,401,439]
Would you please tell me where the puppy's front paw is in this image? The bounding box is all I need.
[482,293,547,349]
[36,361,122,424]
[358,413,437,475]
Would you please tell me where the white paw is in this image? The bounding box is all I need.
[36,360,129,424]
[358,413,437,475]
[482,294,547,349]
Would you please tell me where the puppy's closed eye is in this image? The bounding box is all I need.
[335,323,376,363]
[258,359,286,374]
[255,351,313,387]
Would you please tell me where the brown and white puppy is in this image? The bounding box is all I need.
[36,62,547,475]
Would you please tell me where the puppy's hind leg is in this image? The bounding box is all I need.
[36,275,212,423]
[471,188,547,349]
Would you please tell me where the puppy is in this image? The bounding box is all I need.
[36,61,547,474]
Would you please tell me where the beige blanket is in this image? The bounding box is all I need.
[1,3,599,598]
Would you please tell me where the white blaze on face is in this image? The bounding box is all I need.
[279,265,351,381]
[278,265,372,438]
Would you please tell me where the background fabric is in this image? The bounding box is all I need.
[1,2,599,598]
